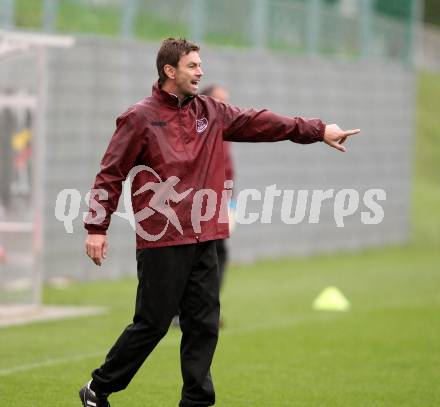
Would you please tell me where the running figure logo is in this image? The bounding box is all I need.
[127,165,193,241]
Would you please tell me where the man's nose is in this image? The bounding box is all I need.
[197,67,203,77]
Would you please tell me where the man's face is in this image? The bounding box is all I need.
[173,51,203,97]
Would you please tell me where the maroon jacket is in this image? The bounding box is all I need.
[85,82,325,249]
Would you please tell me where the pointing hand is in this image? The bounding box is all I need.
[323,124,360,152]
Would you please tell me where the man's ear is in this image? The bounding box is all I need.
[164,64,176,80]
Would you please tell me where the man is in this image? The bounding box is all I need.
[80,38,360,407]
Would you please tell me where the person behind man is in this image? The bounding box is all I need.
[172,84,234,329]
[201,85,235,328]
[200,85,234,295]
[80,38,360,407]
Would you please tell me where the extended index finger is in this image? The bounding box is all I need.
[343,128,361,137]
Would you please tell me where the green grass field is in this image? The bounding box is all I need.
[1,72,439,406]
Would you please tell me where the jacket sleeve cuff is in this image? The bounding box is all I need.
[317,121,326,142]
[85,228,107,235]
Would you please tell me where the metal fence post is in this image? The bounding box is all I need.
[43,0,58,32]
[121,0,139,38]
[0,0,14,29]
[306,0,320,56]
[253,0,267,50]
[190,0,205,43]
[360,0,372,58]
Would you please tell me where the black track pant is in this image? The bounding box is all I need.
[91,240,220,407]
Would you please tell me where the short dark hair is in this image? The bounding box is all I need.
[156,38,200,84]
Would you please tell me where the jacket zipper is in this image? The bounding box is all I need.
[178,97,191,163]
[177,97,198,241]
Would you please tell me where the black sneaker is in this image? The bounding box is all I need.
[79,381,111,407]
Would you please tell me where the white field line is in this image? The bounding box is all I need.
[0,350,106,376]
[0,312,338,377]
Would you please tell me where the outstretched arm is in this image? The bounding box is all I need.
[218,102,360,150]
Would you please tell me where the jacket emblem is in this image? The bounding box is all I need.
[196,117,208,134]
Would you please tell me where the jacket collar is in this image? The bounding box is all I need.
[152,81,194,109]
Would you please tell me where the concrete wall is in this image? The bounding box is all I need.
[2,36,415,281]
